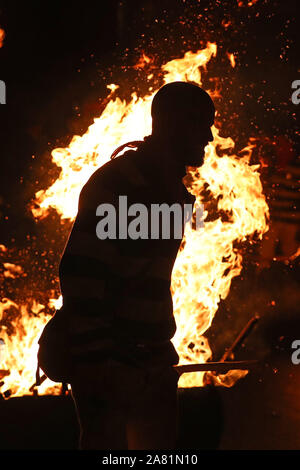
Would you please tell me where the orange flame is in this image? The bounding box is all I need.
[0,299,61,396]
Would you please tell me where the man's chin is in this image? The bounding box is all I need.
[185,153,205,167]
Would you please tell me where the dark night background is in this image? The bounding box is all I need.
[0,0,300,451]
[0,0,298,225]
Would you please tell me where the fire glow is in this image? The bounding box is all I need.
[0,43,269,397]
[0,28,5,48]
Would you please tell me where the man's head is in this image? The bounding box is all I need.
[151,81,215,166]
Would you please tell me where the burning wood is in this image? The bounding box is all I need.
[0,369,10,380]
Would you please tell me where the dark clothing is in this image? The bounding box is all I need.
[70,359,179,450]
[59,140,195,368]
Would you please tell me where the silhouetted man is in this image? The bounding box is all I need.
[59,81,215,449]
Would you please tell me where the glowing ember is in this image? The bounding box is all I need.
[133,53,152,69]
[0,42,269,396]
[237,0,259,7]
[227,52,236,68]
[0,28,5,48]
[3,263,24,279]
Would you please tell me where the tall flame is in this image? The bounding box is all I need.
[0,43,269,396]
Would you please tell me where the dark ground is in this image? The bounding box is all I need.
[1,361,299,450]
[1,263,299,451]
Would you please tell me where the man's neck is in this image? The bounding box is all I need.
[145,134,187,180]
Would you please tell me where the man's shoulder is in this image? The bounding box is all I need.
[91,152,127,178]
[80,149,147,204]
[92,150,147,186]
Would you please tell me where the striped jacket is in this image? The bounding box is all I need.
[59,139,195,367]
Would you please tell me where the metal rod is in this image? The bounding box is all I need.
[221,314,260,362]
[29,373,47,392]
[174,359,258,376]
[202,315,260,385]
